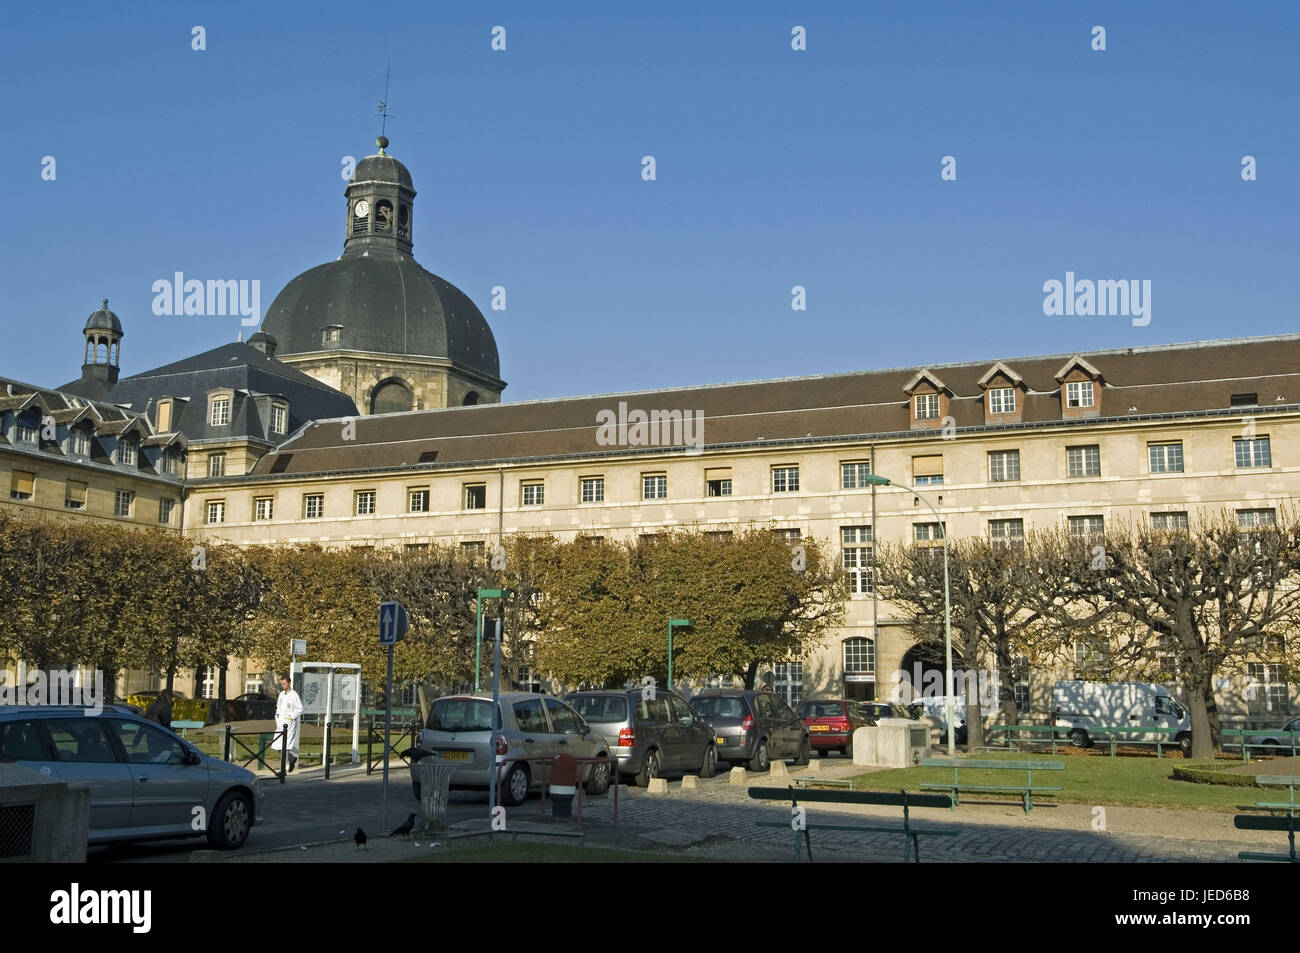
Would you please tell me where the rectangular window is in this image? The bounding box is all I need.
[989,518,1025,552]
[244,675,265,696]
[580,477,604,503]
[988,387,1016,415]
[988,449,1021,482]
[158,498,174,524]
[210,397,231,426]
[66,480,87,510]
[116,439,137,466]
[271,403,288,435]
[10,470,35,501]
[1151,511,1189,532]
[1074,639,1110,679]
[642,474,667,500]
[16,421,37,444]
[521,483,545,506]
[771,528,801,543]
[1066,381,1094,408]
[1068,515,1105,539]
[254,497,274,521]
[1246,662,1290,716]
[771,466,799,493]
[841,526,873,595]
[71,429,90,456]
[841,461,872,489]
[705,467,732,497]
[913,522,945,542]
[1234,436,1271,468]
[207,452,226,477]
[912,455,943,486]
[408,488,429,512]
[200,666,218,701]
[1013,657,1031,715]
[155,399,172,432]
[914,393,939,420]
[1230,393,1258,407]
[355,490,376,515]
[1237,508,1276,529]
[460,541,485,558]
[304,494,324,519]
[705,530,733,540]
[1147,442,1184,473]
[162,451,180,475]
[405,542,429,554]
[464,484,487,509]
[1067,445,1101,477]
[773,661,804,708]
[843,639,875,676]
[114,490,133,517]
[205,500,224,524]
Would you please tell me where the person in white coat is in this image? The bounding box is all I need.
[272,672,303,772]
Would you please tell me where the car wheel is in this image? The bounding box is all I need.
[1069,729,1090,749]
[585,758,611,796]
[841,744,852,759]
[502,763,530,806]
[1177,732,1192,758]
[206,791,252,850]
[749,738,770,773]
[820,748,832,758]
[699,744,717,779]
[794,737,810,766]
[635,749,661,787]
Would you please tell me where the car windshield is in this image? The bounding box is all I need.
[568,695,628,723]
[692,696,747,718]
[798,701,844,718]
[427,699,498,732]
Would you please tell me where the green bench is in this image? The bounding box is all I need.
[1234,776,1297,863]
[171,720,205,738]
[1222,730,1300,760]
[792,776,854,790]
[920,758,1064,813]
[1084,726,1184,757]
[1250,775,1298,814]
[749,786,956,862]
[988,724,1073,755]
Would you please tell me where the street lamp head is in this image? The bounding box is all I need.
[863,475,892,486]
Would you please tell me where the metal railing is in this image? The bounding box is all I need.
[365,717,422,775]
[492,754,621,826]
[224,724,288,784]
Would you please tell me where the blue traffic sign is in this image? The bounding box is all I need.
[379,601,409,645]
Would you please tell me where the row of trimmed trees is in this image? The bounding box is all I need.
[875,509,1300,758]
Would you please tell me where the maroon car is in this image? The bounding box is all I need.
[797,698,869,758]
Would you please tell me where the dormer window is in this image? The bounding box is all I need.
[70,428,90,456]
[156,399,173,432]
[914,394,939,420]
[210,396,231,426]
[162,449,181,475]
[271,402,288,435]
[322,326,342,346]
[1066,381,1094,408]
[16,417,38,444]
[988,387,1016,415]
[115,437,137,466]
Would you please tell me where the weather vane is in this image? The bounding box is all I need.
[377,64,394,139]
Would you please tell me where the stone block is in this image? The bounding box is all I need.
[681,775,699,790]
[646,777,669,795]
[769,759,788,777]
[728,766,747,786]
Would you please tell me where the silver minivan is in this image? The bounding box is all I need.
[0,705,264,849]
[411,693,613,806]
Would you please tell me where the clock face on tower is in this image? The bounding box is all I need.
[354,200,370,218]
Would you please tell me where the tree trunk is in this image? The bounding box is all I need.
[964,697,983,749]
[216,660,229,724]
[1186,669,1217,759]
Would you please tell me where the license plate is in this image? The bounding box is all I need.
[810,725,830,732]
[716,736,726,745]
[438,750,471,762]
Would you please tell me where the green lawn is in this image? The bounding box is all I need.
[407,842,707,863]
[848,751,1260,812]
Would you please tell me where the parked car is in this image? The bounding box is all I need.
[1243,716,1300,754]
[0,705,263,849]
[690,690,810,771]
[566,689,717,784]
[227,692,276,721]
[798,698,869,758]
[410,693,612,806]
[1052,680,1193,755]
[856,701,916,724]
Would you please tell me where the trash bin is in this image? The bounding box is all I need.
[413,763,457,832]
[550,754,578,818]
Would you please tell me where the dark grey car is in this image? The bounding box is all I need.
[566,690,717,785]
[690,690,810,772]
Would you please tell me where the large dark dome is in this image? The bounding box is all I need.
[260,251,500,377]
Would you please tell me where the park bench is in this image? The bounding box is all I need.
[1234,775,1298,863]
[920,758,1064,813]
[171,720,204,738]
[749,786,955,862]
[1222,729,1300,760]
[988,724,1073,755]
[792,776,854,790]
[1084,726,1183,757]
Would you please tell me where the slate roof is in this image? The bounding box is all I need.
[244,334,1300,478]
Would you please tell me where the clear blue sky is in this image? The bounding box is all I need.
[3,1,1296,401]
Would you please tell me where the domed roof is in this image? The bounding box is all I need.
[260,253,500,378]
[84,299,122,335]
[353,152,412,190]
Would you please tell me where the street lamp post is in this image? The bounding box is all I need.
[863,474,956,758]
[475,588,511,692]
[668,618,691,691]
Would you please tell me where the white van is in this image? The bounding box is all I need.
[1051,681,1192,755]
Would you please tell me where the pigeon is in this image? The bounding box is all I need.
[354,827,367,850]
[390,813,416,838]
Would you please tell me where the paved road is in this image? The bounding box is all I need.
[92,757,1284,863]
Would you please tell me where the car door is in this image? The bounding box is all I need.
[753,693,782,755]
[544,697,597,783]
[666,694,706,769]
[771,695,803,756]
[36,717,135,832]
[108,718,208,832]
[511,698,554,786]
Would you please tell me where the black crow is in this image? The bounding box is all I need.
[354,827,367,850]
[390,813,416,838]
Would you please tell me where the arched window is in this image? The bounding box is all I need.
[842,637,876,702]
[462,391,479,406]
[370,380,413,415]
